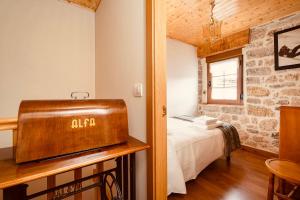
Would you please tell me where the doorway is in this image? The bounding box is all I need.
[146,0,167,199]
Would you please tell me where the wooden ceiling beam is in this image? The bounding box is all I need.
[65,0,101,11]
[197,29,250,58]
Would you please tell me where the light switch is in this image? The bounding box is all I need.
[133,83,143,97]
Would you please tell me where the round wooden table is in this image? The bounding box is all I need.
[265,159,300,200]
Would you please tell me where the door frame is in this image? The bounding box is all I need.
[146,0,167,199]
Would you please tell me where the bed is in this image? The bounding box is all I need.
[167,117,225,195]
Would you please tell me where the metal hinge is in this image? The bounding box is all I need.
[162,106,167,117]
[240,93,244,100]
[208,80,211,87]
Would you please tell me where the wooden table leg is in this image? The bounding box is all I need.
[100,173,106,200]
[74,168,82,200]
[267,173,275,200]
[123,155,129,200]
[94,163,104,200]
[278,178,286,196]
[47,175,56,200]
[130,153,136,200]
[3,184,28,200]
[226,155,231,163]
[116,157,123,194]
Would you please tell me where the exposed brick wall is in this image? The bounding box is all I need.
[198,13,300,153]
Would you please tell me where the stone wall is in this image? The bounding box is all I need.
[198,13,300,153]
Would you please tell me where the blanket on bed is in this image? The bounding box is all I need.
[218,123,241,157]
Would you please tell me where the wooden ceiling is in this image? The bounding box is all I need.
[66,0,101,11]
[167,0,300,48]
[66,0,299,56]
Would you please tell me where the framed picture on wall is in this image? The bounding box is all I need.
[274,25,300,70]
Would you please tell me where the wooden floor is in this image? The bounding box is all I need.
[168,149,271,200]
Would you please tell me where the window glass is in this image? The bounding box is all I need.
[209,57,239,100]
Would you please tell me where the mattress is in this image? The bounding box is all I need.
[167,117,225,195]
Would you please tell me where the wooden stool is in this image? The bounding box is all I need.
[265,159,300,200]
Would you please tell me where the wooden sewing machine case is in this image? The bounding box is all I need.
[15,99,129,163]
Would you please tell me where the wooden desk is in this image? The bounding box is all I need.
[0,136,149,200]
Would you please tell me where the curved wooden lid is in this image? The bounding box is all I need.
[16,99,129,163]
[265,159,300,185]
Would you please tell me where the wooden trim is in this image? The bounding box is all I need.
[146,0,167,199]
[197,29,249,57]
[206,48,242,63]
[207,55,243,105]
[0,137,149,189]
[65,0,102,11]
[0,118,17,131]
[241,145,278,158]
[206,100,243,105]
[0,118,18,158]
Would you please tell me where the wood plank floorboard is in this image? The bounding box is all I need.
[168,149,273,200]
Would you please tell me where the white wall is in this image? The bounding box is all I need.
[167,38,198,117]
[0,1,95,199]
[95,0,147,199]
[0,0,147,199]
[0,0,95,148]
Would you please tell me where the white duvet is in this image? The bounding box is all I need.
[167,117,225,195]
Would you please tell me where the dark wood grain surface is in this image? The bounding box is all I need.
[0,136,149,189]
[168,150,271,200]
[16,99,129,163]
[280,106,300,163]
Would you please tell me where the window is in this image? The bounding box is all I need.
[207,54,243,105]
